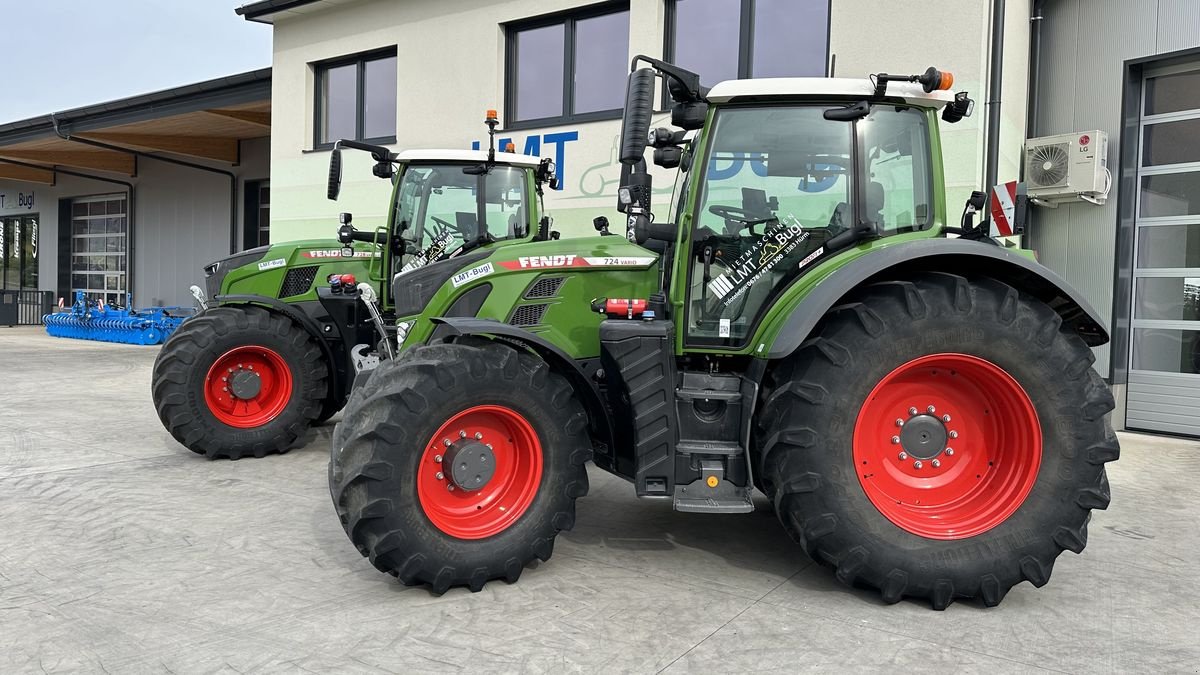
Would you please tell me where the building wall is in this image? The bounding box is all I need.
[0,136,270,307]
[267,0,1021,243]
[1029,0,1200,375]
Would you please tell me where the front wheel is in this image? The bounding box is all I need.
[329,339,592,592]
[756,273,1119,609]
[151,305,329,459]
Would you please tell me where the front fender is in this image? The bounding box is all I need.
[759,238,1109,359]
[428,317,614,460]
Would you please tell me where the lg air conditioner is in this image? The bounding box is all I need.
[1024,130,1110,206]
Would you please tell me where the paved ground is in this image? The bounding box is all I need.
[1,326,1199,674]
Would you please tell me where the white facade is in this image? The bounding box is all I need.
[261,0,1032,243]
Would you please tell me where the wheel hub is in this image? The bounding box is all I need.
[228,369,262,400]
[899,414,947,460]
[443,439,496,491]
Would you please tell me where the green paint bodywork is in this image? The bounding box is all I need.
[219,238,385,303]
[398,235,660,359]
[213,103,1040,368]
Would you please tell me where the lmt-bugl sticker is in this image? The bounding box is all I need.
[708,215,811,306]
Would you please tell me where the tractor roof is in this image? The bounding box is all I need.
[394,149,542,167]
[707,77,956,108]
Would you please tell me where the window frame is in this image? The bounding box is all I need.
[503,2,631,131]
[663,0,832,87]
[312,47,398,150]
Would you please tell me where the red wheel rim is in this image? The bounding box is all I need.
[853,353,1042,540]
[203,346,294,428]
[417,405,543,540]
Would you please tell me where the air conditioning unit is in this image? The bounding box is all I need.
[1024,130,1110,206]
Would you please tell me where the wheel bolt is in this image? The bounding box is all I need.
[443,439,452,447]
[908,407,918,416]
[459,430,467,438]
[222,377,227,382]
[898,451,908,460]
[486,443,493,450]
[931,459,941,468]
[222,387,228,392]
[895,418,904,427]
[942,414,951,423]
[435,472,444,480]
[447,485,455,491]
[927,405,936,413]
[913,460,923,469]
[949,431,958,439]
[945,447,955,456]
[891,436,900,444]
[434,454,442,463]
[474,432,483,440]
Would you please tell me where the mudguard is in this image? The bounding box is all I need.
[429,317,615,456]
[763,238,1109,359]
[214,294,350,406]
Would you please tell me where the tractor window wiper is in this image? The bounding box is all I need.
[458,231,496,255]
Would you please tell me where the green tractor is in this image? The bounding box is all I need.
[152,118,561,459]
[328,58,1119,610]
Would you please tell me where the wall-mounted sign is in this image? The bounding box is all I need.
[0,191,36,211]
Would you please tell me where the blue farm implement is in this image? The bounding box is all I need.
[44,292,195,345]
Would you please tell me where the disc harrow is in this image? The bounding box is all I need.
[44,292,194,346]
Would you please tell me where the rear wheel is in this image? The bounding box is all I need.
[329,339,591,592]
[152,305,329,459]
[756,273,1119,609]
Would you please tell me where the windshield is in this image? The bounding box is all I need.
[392,163,528,264]
[683,103,933,347]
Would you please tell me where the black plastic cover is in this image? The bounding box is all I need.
[391,251,489,318]
[619,68,656,164]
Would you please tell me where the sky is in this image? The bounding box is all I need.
[0,1,272,125]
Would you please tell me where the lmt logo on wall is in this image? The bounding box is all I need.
[471,132,578,186]
[0,191,36,210]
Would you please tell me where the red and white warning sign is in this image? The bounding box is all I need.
[990,181,1018,237]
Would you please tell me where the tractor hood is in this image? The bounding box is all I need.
[205,238,382,300]
[395,235,663,358]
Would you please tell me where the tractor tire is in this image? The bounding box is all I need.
[315,394,344,426]
[152,305,329,459]
[756,273,1119,610]
[329,339,592,593]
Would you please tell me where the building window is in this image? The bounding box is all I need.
[70,194,126,306]
[314,49,397,148]
[1,214,38,291]
[666,0,830,87]
[505,4,631,128]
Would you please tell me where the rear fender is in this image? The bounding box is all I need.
[761,239,1109,360]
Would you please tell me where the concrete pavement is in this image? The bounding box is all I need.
[2,327,1198,673]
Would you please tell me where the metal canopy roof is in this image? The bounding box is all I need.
[0,69,271,185]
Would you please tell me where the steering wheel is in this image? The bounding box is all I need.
[708,204,776,235]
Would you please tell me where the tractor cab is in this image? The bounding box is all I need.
[326,112,559,303]
[617,57,969,350]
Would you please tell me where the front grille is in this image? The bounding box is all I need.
[524,276,565,299]
[508,303,548,326]
[279,266,319,297]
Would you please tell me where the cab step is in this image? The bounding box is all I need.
[671,459,755,514]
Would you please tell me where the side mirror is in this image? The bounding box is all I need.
[327,147,343,201]
[619,68,656,164]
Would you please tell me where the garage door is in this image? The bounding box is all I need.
[1127,64,1200,437]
